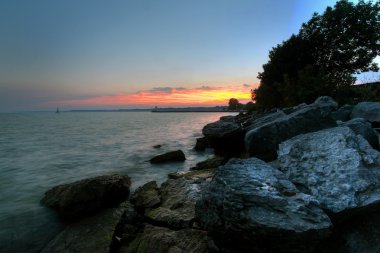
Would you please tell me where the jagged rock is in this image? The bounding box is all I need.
[340,118,379,150]
[194,137,209,151]
[245,97,337,161]
[130,181,161,210]
[244,110,287,131]
[278,127,380,219]
[190,156,227,171]
[196,158,331,253]
[149,150,186,164]
[332,104,354,122]
[41,203,128,253]
[351,102,380,124]
[119,224,208,253]
[41,174,131,220]
[202,117,245,156]
[144,178,205,229]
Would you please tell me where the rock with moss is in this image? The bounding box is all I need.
[41,174,131,220]
[168,169,215,180]
[144,178,206,229]
[119,224,208,253]
[130,181,161,210]
[190,156,227,171]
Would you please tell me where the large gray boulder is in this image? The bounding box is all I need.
[340,118,379,150]
[41,203,128,253]
[196,158,331,253]
[351,102,380,123]
[245,97,337,161]
[278,127,380,218]
[202,116,245,156]
[41,174,131,220]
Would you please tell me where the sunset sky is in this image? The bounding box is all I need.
[0,0,374,112]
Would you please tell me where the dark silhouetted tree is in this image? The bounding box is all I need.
[228,98,243,110]
[255,0,380,108]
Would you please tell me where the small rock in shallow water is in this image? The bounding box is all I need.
[149,150,186,164]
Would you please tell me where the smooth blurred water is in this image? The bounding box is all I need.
[0,111,233,253]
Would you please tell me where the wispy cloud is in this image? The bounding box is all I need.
[51,84,257,108]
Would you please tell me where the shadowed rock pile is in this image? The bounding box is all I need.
[40,98,380,253]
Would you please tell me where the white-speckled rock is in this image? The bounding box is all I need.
[278,127,380,216]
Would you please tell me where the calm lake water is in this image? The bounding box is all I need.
[0,111,233,253]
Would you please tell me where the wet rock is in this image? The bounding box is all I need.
[144,178,205,229]
[41,174,131,220]
[119,224,208,253]
[332,104,354,122]
[351,102,380,124]
[41,203,127,253]
[153,144,162,149]
[245,97,337,161]
[196,158,331,253]
[202,117,245,156]
[149,150,186,164]
[190,156,227,171]
[168,169,215,180]
[340,118,379,150]
[130,181,161,210]
[193,137,209,151]
[278,127,380,219]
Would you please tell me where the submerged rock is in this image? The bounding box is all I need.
[120,224,208,253]
[41,203,128,253]
[41,174,131,220]
[245,97,337,161]
[196,158,331,252]
[278,127,380,218]
[149,150,186,164]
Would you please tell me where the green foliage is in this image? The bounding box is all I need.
[255,0,380,108]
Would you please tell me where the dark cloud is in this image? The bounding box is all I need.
[243,84,251,88]
[148,86,187,93]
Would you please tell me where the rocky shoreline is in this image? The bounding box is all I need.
[40,97,380,253]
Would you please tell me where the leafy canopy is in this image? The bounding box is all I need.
[255,0,380,108]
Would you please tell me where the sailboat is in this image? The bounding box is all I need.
[56,107,60,113]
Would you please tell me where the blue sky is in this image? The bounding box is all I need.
[1,0,375,111]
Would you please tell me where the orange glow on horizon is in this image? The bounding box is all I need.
[53,85,256,108]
